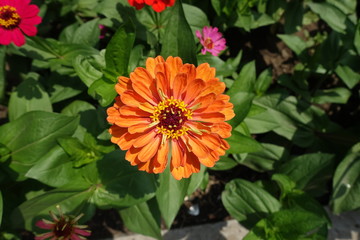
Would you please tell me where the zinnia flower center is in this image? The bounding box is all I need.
[151,97,192,139]
[0,5,21,29]
[53,217,74,238]
[204,38,214,49]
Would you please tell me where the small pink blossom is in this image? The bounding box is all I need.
[35,206,91,240]
[196,26,226,56]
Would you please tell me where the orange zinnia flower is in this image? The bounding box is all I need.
[107,56,234,180]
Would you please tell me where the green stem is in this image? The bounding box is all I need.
[0,45,6,103]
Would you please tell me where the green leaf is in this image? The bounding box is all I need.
[254,68,272,96]
[187,165,206,195]
[0,111,79,180]
[271,174,297,198]
[69,19,101,46]
[88,78,117,107]
[277,153,334,194]
[245,209,328,239]
[73,51,105,87]
[0,45,5,102]
[284,0,304,34]
[277,34,308,55]
[93,150,158,208]
[227,131,262,154]
[8,73,53,121]
[0,191,2,227]
[25,145,83,188]
[197,55,236,77]
[355,20,360,54]
[210,0,222,16]
[58,137,102,167]
[104,20,136,80]
[227,61,256,127]
[211,156,238,171]
[240,143,288,172]
[11,183,96,230]
[331,143,360,214]
[222,179,281,228]
[307,2,346,33]
[183,3,209,36]
[119,198,162,240]
[312,87,352,104]
[161,0,197,65]
[156,165,190,228]
[335,65,360,89]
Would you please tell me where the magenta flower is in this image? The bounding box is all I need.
[35,206,91,240]
[196,26,226,56]
[0,0,42,47]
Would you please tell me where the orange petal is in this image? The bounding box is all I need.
[107,106,120,124]
[121,90,147,107]
[114,115,150,128]
[196,63,216,82]
[192,112,225,123]
[199,151,217,167]
[183,79,206,104]
[120,106,151,117]
[165,56,183,88]
[172,73,187,100]
[171,139,184,168]
[128,123,154,134]
[200,80,225,97]
[179,64,196,84]
[126,147,141,165]
[117,132,143,150]
[116,76,132,95]
[171,151,200,180]
[138,135,161,162]
[133,129,157,148]
[155,71,170,98]
[139,102,155,114]
[184,135,208,159]
[152,138,169,173]
[211,122,232,138]
[188,93,216,110]
[146,56,165,78]
[131,67,153,86]
[132,80,158,106]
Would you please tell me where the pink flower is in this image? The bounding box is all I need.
[196,26,226,56]
[0,0,42,47]
[35,206,91,240]
[99,24,106,39]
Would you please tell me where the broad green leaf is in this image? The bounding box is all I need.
[277,34,308,55]
[307,2,346,33]
[335,65,360,89]
[326,0,357,15]
[26,145,82,188]
[11,182,95,230]
[284,0,304,34]
[210,0,222,16]
[104,20,136,80]
[73,51,105,87]
[8,73,52,121]
[222,179,281,228]
[93,150,158,208]
[0,111,79,180]
[254,68,272,96]
[251,93,340,147]
[271,174,296,198]
[277,153,334,194]
[70,19,101,46]
[227,61,256,127]
[312,87,352,104]
[240,143,288,172]
[331,143,360,214]
[120,198,162,240]
[156,165,190,228]
[183,4,209,36]
[245,209,328,240]
[227,131,262,154]
[58,137,102,167]
[355,20,360,54]
[88,78,117,107]
[0,45,5,102]
[211,156,238,171]
[161,0,197,65]
[0,191,2,227]
[187,165,206,195]
[244,108,280,134]
[129,45,144,73]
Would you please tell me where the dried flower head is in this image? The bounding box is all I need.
[196,26,226,56]
[0,0,42,46]
[107,56,234,180]
[35,206,91,240]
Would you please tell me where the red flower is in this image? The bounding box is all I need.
[35,206,91,240]
[0,0,42,47]
[128,0,175,12]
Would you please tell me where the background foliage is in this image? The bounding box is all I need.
[0,0,360,239]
